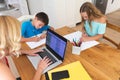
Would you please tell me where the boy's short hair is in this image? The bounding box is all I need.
[35,12,49,25]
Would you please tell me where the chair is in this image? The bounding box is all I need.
[103,24,120,49]
[107,20,120,33]
[103,36,120,49]
[17,15,35,22]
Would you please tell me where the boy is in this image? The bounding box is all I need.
[21,12,54,42]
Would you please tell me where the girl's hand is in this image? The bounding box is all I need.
[81,36,89,42]
[82,33,88,37]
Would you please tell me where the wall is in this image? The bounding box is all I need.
[106,0,120,14]
[27,0,91,29]
[6,0,19,4]
[0,0,22,18]
[5,0,29,15]
[18,0,29,15]
[27,0,44,14]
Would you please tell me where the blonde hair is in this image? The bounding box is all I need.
[0,16,21,58]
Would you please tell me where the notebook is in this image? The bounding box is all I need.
[64,31,99,51]
[27,29,67,73]
[26,33,46,49]
[45,61,92,80]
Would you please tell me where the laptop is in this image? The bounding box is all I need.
[36,29,67,73]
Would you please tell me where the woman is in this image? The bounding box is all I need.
[80,2,106,42]
[0,16,51,80]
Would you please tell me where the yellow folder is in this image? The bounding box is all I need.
[47,61,92,80]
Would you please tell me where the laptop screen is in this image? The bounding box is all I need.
[46,29,67,60]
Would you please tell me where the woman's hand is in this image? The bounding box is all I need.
[33,57,52,80]
[21,48,43,56]
[37,56,52,71]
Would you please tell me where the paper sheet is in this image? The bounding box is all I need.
[64,31,99,51]
[26,34,46,49]
[64,31,82,42]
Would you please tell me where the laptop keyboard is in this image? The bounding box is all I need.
[37,49,57,64]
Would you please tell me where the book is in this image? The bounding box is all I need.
[45,61,92,80]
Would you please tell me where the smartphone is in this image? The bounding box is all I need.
[52,70,69,80]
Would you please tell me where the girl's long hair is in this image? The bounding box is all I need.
[80,2,104,30]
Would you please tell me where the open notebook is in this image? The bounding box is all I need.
[64,31,99,51]
[26,34,46,49]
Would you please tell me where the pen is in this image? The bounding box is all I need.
[78,41,82,47]
[73,38,77,46]
[78,38,83,47]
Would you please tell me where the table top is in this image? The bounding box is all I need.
[12,26,120,80]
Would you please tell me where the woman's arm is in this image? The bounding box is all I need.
[0,57,51,80]
[20,48,43,56]
[0,62,15,80]
[33,57,52,80]
[21,37,41,42]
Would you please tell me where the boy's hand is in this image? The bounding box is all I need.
[30,36,41,42]
[40,34,46,39]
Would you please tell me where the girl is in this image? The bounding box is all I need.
[80,2,106,42]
